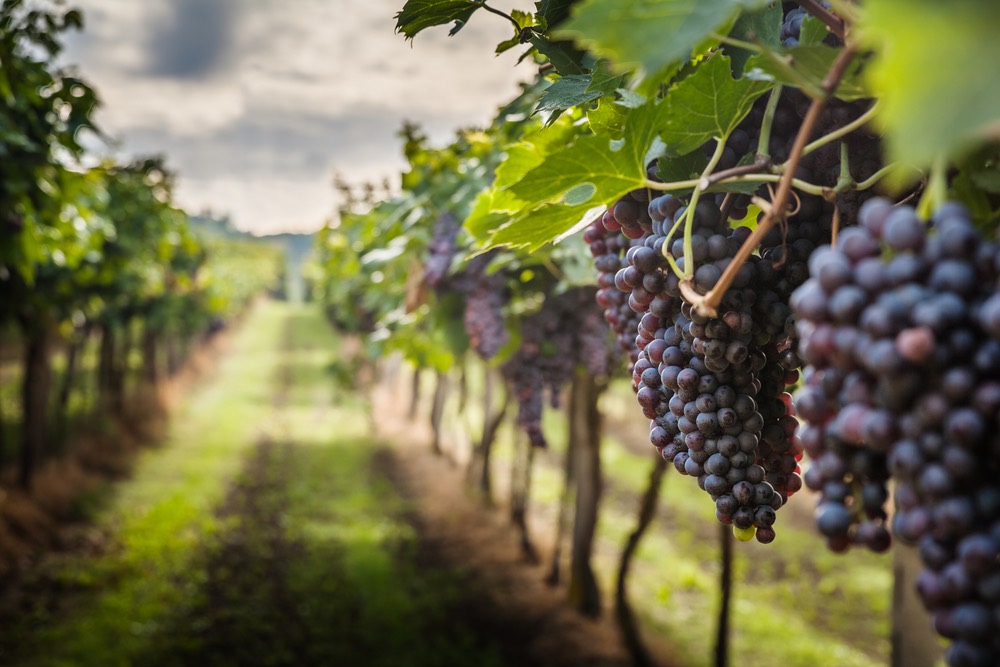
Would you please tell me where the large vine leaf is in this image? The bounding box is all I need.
[474,99,667,251]
[860,0,1000,167]
[798,15,829,46]
[508,97,666,205]
[587,97,629,137]
[466,117,584,241]
[394,0,480,39]
[487,203,603,249]
[660,53,772,156]
[554,0,772,77]
[496,116,583,189]
[466,188,519,241]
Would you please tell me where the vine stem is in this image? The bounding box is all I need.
[709,33,763,53]
[685,45,859,318]
[645,173,828,196]
[703,157,771,188]
[854,163,901,191]
[796,0,846,40]
[682,139,729,277]
[478,1,523,34]
[659,140,728,279]
[757,85,783,160]
[835,141,852,193]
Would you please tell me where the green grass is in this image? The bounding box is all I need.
[4,302,283,666]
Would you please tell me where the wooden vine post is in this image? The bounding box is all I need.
[567,367,605,617]
[429,370,449,456]
[615,455,668,667]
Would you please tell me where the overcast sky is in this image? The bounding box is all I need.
[61,0,534,235]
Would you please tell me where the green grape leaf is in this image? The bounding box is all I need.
[861,0,1000,167]
[745,45,868,100]
[466,188,521,241]
[508,97,667,205]
[535,75,602,118]
[535,0,575,28]
[949,145,1000,226]
[660,53,772,157]
[586,97,629,137]
[476,98,669,251]
[727,2,782,74]
[656,150,708,194]
[971,170,1000,195]
[487,203,604,251]
[586,60,627,96]
[530,34,587,75]
[394,0,480,39]
[494,118,582,190]
[555,0,772,77]
[799,15,829,46]
[494,144,546,190]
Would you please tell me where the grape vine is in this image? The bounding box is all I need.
[376,0,1000,664]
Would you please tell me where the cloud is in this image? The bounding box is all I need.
[58,0,536,234]
[143,0,236,78]
[111,105,414,234]
[118,106,408,180]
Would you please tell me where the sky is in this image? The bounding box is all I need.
[60,0,535,235]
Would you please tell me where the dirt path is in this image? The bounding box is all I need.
[377,443,639,667]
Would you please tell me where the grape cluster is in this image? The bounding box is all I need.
[780,3,840,48]
[460,252,509,360]
[591,189,809,542]
[585,194,648,370]
[423,212,462,288]
[502,286,613,448]
[421,212,510,361]
[792,199,1000,666]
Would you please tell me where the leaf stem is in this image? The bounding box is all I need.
[710,33,763,53]
[713,173,829,196]
[800,101,879,158]
[854,163,900,191]
[795,0,846,40]
[833,141,852,194]
[646,173,828,196]
[757,85,783,160]
[916,155,948,220]
[681,138,729,277]
[703,156,771,188]
[644,177,702,192]
[478,1,522,34]
[688,45,858,317]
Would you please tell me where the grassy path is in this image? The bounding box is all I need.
[4,301,507,667]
